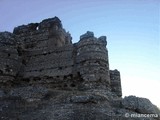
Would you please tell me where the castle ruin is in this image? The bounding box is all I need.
[0,17,122,97]
[0,17,159,120]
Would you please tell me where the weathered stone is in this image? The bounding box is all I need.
[122,96,160,114]
[0,17,159,120]
[0,90,5,97]
[0,32,17,46]
[98,36,107,46]
[10,86,48,101]
[110,69,122,97]
[80,31,94,40]
[13,23,39,35]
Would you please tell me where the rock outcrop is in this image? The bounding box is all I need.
[0,17,159,120]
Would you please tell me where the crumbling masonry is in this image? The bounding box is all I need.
[0,17,122,97]
[1,17,159,120]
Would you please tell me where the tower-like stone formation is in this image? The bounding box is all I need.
[76,31,110,91]
[1,17,116,93]
[0,17,159,120]
[110,69,122,97]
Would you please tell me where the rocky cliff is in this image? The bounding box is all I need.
[0,17,159,120]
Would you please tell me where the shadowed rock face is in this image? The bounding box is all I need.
[0,17,159,120]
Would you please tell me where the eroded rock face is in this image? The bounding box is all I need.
[0,17,159,120]
[122,96,160,114]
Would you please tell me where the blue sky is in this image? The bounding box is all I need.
[0,0,159,107]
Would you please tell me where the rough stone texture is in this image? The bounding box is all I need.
[110,69,122,97]
[122,96,160,115]
[0,17,159,120]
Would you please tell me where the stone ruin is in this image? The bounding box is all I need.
[0,17,159,120]
[0,17,121,95]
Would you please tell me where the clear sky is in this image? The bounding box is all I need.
[0,0,159,107]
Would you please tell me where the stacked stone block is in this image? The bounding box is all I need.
[0,32,21,86]
[1,17,159,120]
[110,69,122,97]
[75,31,110,90]
[0,17,122,96]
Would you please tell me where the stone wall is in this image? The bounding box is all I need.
[22,45,74,78]
[13,17,72,50]
[8,17,112,92]
[110,69,122,97]
[75,31,110,90]
[0,32,22,87]
[0,17,121,93]
[0,17,159,120]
